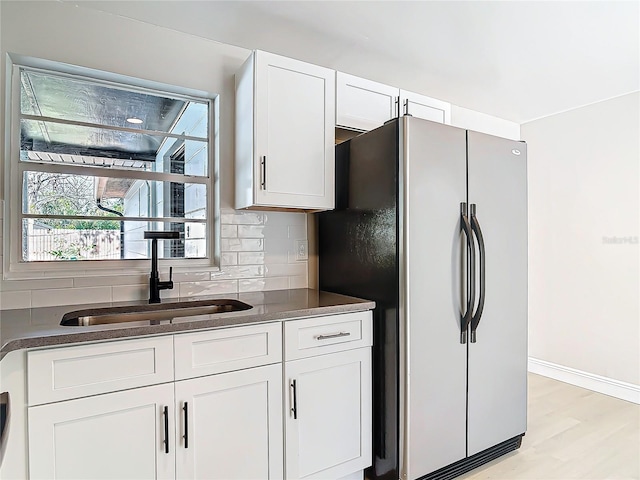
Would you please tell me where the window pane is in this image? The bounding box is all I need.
[15,64,214,265]
[20,119,208,176]
[20,69,207,133]
[23,219,206,261]
[24,171,207,220]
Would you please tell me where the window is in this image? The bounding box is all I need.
[5,58,218,276]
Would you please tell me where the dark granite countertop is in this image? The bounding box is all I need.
[0,289,375,359]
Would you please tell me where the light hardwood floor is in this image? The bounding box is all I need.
[458,373,640,480]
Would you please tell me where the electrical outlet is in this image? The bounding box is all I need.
[295,240,308,261]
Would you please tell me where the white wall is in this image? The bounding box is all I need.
[523,92,640,387]
[451,105,520,140]
[0,1,308,309]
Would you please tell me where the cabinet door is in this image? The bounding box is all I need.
[28,383,175,480]
[285,348,372,480]
[336,72,398,131]
[255,51,335,210]
[399,89,451,124]
[175,364,283,480]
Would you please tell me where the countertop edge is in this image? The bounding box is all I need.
[0,296,375,359]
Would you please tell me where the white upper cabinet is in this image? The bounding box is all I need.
[336,72,398,131]
[235,50,335,211]
[335,72,452,131]
[399,89,451,124]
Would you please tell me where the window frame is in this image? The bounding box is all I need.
[3,55,221,279]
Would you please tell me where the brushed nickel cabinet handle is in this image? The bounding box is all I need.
[315,332,351,340]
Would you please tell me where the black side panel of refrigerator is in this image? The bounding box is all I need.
[318,120,400,480]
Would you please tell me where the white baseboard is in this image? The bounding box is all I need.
[528,357,640,404]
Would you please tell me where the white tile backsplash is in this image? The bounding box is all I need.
[263,231,290,265]
[211,265,264,279]
[238,252,265,265]
[263,225,289,242]
[73,275,148,288]
[31,286,113,308]
[220,224,238,238]
[0,290,32,310]
[221,252,238,266]
[221,238,264,252]
[288,225,306,239]
[263,211,306,226]
[0,277,73,292]
[179,279,239,297]
[265,263,307,277]
[237,225,265,238]
[289,275,309,289]
[171,271,211,283]
[238,277,289,293]
[221,210,265,225]
[0,210,308,310]
[111,284,148,303]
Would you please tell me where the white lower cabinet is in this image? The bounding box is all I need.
[28,366,283,480]
[285,348,372,480]
[28,383,176,480]
[24,313,373,480]
[175,364,283,480]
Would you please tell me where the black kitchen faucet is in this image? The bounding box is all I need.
[144,231,180,303]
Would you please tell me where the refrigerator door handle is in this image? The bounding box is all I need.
[470,204,486,343]
[460,203,476,344]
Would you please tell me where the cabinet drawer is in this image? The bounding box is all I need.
[28,336,174,406]
[284,311,373,360]
[174,322,282,380]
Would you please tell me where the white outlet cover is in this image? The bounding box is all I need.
[295,240,308,261]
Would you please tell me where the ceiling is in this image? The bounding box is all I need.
[69,1,639,124]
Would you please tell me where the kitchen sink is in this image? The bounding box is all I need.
[60,299,252,326]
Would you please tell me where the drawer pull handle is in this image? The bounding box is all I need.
[315,332,351,340]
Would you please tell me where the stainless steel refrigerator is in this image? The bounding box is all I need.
[318,116,527,480]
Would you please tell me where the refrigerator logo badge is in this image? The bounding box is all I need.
[511,149,521,156]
